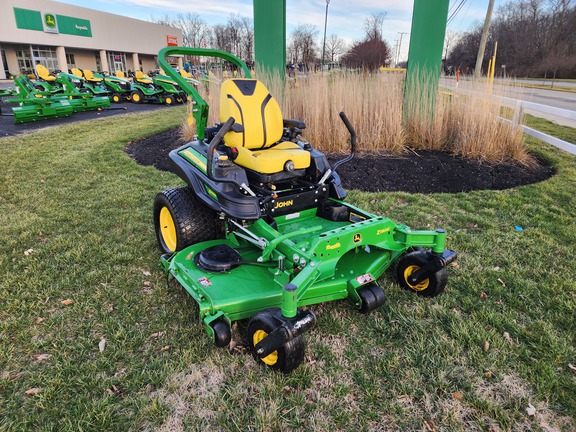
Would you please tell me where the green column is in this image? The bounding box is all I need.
[253,0,286,78]
[403,0,450,123]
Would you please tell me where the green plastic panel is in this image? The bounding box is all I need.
[253,0,286,77]
[403,0,450,123]
[13,8,43,31]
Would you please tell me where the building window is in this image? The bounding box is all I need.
[66,53,76,70]
[15,47,33,75]
[95,52,102,72]
[31,45,59,72]
[1,50,10,77]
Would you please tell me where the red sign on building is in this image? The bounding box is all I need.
[166,35,178,46]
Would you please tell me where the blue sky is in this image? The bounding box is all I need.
[53,0,507,61]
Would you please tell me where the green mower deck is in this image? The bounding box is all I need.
[161,204,451,326]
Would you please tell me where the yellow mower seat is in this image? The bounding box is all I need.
[115,70,126,78]
[36,64,56,82]
[71,68,84,78]
[83,69,102,82]
[135,71,153,84]
[220,79,310,175]
[180,69,193,79]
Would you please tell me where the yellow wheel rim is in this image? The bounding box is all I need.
[166,97,173,105]
[113,95,120,102]
[404,265,429,291]
[159,207,177,252]
[133,93,140,102]
[253,329,278,366]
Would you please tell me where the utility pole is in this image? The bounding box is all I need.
[397,32,408,66]
[474,0,495,79]
[321,0,330,66]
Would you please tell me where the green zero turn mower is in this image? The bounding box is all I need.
[154,47,457,373]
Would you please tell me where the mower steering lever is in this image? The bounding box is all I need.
[332,112,356,172]
[206,116,236,182]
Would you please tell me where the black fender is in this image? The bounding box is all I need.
[169,146,262,220]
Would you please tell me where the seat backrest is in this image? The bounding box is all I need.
[36,64,53,81]
[115,70,125,78]
[83,69,94,80]
[180,69,192,78]
[219,79,283,149]
[71,68,83,78]
[135,70,152,83]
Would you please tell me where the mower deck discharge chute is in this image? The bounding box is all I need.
[154,47,457,372]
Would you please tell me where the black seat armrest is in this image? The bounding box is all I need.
[283,119,306,130]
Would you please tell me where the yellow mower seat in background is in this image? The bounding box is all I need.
[83,70,102,82]
[219,79,310,175]
[115,70,126,78]
[180,69,193,79]
[71,68,84,78]
[135,71,153,84]
[35,64,56,82]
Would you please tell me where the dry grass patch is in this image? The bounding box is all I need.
[181,70,531,164]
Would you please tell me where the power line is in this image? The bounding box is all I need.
[447,0,469,25]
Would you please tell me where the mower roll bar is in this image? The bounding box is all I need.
[157,47,252,140]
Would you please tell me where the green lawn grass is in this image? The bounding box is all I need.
[1,109,575,431]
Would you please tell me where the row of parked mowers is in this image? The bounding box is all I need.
[0,64,200,123]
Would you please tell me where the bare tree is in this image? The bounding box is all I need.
[287,24,319,67]
[363,13,387,41]
[152,13,210,48]
[448,0,576,78]
[325,34,346,62]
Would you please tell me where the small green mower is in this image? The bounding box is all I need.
[100,71,133,103]
[70,68,111,97]
[127,70,165,104]
[154,47,457,373]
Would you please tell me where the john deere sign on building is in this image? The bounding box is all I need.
[0,0,182,80]
[15,8,92,37]
[42,12,59,33]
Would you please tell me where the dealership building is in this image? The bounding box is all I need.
[0,0,183,79]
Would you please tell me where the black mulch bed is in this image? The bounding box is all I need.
[126,127,555,194]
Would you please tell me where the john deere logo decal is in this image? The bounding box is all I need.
[42,12,59,33]
[353,233,362,243]
[45,14,56,28]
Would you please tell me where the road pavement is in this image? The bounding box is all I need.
[441,77,576,128]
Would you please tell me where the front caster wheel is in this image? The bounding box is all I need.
[247,309,305,373]
[358,282,386,314]
[397,251,447,297]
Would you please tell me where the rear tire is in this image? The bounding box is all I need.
[131,89,143,103]
[153,186,218,254]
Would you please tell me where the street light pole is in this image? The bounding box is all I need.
[321,0,330,66]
